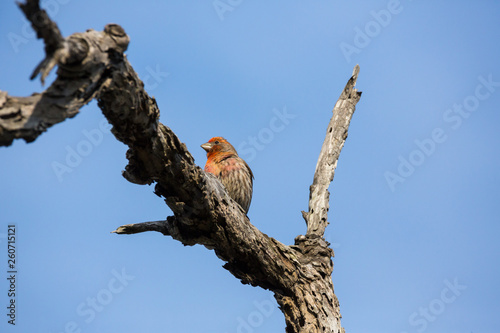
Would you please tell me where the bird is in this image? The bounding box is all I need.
[201,137,254,213]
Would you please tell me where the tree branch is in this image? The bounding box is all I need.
[0,23,129,146]
[111,220,171,236]
[303,65,361,237]
[18,0,64,83]
[1,2,362,332]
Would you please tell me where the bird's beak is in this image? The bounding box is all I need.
[201,142,212,152]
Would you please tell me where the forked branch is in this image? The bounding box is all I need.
[0,1,362,332]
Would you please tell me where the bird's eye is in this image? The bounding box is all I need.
[214,140,220,144]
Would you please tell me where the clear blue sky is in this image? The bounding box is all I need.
[1,1,499,332]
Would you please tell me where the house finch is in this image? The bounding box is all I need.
[201,137,254,213]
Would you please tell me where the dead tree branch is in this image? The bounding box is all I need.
[0,1,362,332]
[0,10,128,146]
[19,0,64,83]
[111,220,171,236]
[303,65,361,237]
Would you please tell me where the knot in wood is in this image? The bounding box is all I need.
[104,24,129,52]
[105,24,126,37]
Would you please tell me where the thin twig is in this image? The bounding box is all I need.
[111,220,170,235]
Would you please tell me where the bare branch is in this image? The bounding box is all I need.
[303,65,362,237]
[0,24,129,146]
[1,2,363,331]
[18,0,64,83]
[111,220,171,236]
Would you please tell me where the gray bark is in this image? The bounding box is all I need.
[0,1,362,332]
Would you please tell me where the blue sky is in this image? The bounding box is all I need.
[1,1,499,332]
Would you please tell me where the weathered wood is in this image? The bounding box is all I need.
[0,1,362,332]
[286,66,360,331]
[0,13,129,146]
[19,0,64,83]
[303,65,361,237]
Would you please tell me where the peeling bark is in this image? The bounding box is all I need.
[0,1,362,332]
